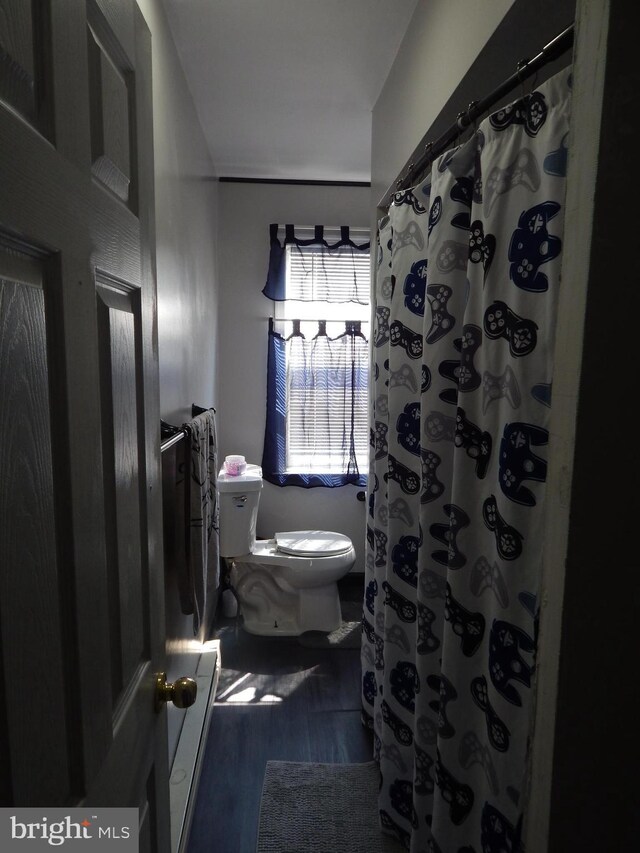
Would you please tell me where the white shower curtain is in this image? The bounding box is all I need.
[362,67,572,852]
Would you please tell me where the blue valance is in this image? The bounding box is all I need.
[262,223,370,301]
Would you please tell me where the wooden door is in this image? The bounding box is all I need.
[0,1,170,848]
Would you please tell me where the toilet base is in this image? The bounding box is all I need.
[232,563,343,636]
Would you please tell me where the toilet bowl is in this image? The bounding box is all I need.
[217,464,356,636]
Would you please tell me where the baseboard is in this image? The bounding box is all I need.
[170,640,221,853]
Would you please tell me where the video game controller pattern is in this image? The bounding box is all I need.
[420,449,445,505]
[419,568,447,601]
[434,749,475,825]
[383,580,417,623]
[384,620,411,655]
[365,578,378,615]
[484,148,541,214]
[374,527,388,567]
[499,422,548,507]
[480,802,520,853]
[403,258,428,316]
[380,274,395,302]
[429,195,443,236]
[482,495,524,561]
[414,741,436,796]
[468,219,496,283]
[508,201,562,293]
[389,497,414,527]
[426,284,456,344]
[374,420,388,460]
[451,175,474,208]
[387,454,421,495]
[469,556,509,608]
[459,730,499,796]
[392,188,428,214]
[390,363,418,392]
[381,699,414,746]
[375,305,390,347]
[437,240,468,274]
[489,619,534,706]
[482,366,521,414]
[425,410,457,443]
[451,210,470,232]
[430,503,470,570]
[416,713,439,747]
[422,364,432,394]
[455,408,492,479]
[390,320,423,360]
[397,401,421,457]
[362,670,377,707]
[362,617,384,671]
[390,660,420,713]
[439,325,483,400]
[381,741,409,774]
[489,89,548,137]
[389,778,418,828]
[427,673,457,738]
[393,220,425,253]
[392,530,421,588]
[374,392,389,420]
[445,583,486,657]
[417,602,440,655]
[367,473,379,520]
[484,301,537,357]
[470,675,511,753]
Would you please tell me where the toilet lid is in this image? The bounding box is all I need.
[274,530,352,557]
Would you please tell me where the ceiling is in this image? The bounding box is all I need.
[161,0,418,183]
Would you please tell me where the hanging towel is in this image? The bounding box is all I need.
[185,409,219,636]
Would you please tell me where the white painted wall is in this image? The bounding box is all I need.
[137,0,219,425]
[217,182,371,572]
[135,0,222,771]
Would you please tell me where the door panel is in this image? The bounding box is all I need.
[97,280,146,704]
[0,0,54,138]
[0,247,75,805]
[87,4,136,207]
[0,0,168,847]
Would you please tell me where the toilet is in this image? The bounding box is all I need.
[217,463,356,636]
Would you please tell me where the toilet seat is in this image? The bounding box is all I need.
[274,530,352,558]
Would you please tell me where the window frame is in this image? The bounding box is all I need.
[262,225,371,488]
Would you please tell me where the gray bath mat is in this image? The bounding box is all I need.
[255,760,404,853]
[297,600,362,649]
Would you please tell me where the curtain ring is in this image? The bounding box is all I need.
[516,58,530,98]
[466,100,479,132]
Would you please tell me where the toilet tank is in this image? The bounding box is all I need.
[217,463,263,557]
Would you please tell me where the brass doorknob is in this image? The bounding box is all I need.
[155,672,197,712]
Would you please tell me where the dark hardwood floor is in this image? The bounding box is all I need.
[186,574,373,853]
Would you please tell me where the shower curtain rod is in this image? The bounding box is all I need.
[382,22,574,208]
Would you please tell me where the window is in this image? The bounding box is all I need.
[262,225,370,488]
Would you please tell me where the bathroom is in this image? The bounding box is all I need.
[149,0,632,849]
[0,0,633,851]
